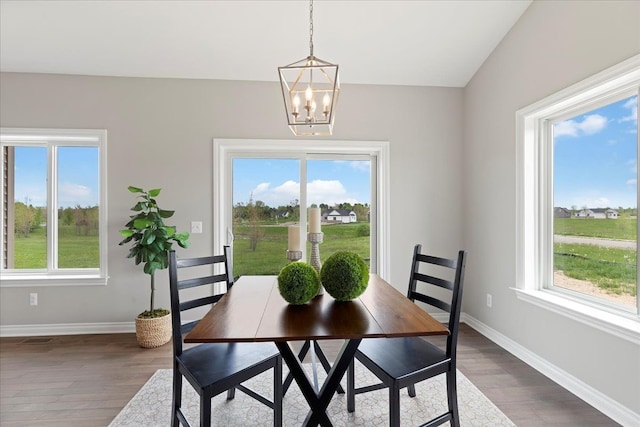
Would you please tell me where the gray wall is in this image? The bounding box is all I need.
[463,0,640,416]
[1,0,639,420]
[0,73,464,325]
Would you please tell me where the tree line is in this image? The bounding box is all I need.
[233,198,370,224]
[14,202,99,237]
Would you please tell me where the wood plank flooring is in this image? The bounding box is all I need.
[0,324,619,426]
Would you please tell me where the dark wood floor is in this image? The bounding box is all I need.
[0,324,619,426]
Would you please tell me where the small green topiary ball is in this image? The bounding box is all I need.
[320,251,370,301]
[278,262,320,305]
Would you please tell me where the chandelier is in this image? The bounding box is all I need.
[278,0,340,136]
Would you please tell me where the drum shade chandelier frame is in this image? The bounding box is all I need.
[278,0,340,136]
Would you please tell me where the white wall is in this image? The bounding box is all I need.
[0,73,463,327]
[463,0,640,418]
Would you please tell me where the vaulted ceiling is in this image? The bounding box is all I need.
[0,0,532,87]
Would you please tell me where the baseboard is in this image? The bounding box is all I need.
[461,313,639,427]
[0,321,134,337]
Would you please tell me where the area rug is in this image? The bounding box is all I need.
[109,362,514,426]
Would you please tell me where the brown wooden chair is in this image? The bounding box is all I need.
[168,247,282,427]
[346,244,467,427]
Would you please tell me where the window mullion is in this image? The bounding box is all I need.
[300,155,308,262]
[49,144,58,271]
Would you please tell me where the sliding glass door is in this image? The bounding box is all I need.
[214,139,389,280]
[229,156,373,278]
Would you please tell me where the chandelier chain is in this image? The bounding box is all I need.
[309,0,314,57]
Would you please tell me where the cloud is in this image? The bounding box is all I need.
[58,182,96,207]
[619,97,638,124]
[253,182,271,194]
[249,179,360,207]
[554,114,607,138]
[626,178,637,186]
[349,161,370,172]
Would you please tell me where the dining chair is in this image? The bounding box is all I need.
[168,247,283,427]
[346,244,467,427]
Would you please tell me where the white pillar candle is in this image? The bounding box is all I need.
[309,207,321,233]
[288,225,301,252]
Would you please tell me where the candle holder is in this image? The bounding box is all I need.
[307,232,324,295]
[286,250,303,262]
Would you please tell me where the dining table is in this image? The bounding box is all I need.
[185,273,449,427]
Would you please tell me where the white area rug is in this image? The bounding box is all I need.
[109,363,514,426]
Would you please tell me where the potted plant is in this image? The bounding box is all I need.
[119,186,190,348]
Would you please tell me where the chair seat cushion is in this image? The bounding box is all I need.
[178,342,279,389]
[357,337,448,380]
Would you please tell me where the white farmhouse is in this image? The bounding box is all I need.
[575,208,618,219]
[323,209,357,223]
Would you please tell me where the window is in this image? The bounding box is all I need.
[1,128,108,286]
[516,55,640,341]
[214,139,389,280]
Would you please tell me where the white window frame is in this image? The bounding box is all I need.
[515,55,640,344]
[0,128,108,287]
[213,138,390,280]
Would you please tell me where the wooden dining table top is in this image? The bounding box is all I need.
[185,273,449,344]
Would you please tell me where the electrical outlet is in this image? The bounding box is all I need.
[486,293,492,308]
[190,221,203,234]
[30,293,38,306]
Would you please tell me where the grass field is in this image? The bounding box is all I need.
[554,217,636,240]
[553,218,637,298]
[554,242,636,296]
[233,222,369,277]
[13,226,99,269]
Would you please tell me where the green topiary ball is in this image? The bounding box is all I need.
[278,262,320,305]
[320,251,370,301]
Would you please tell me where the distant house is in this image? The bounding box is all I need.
[554,207,571,218]
[276,211,290,219]
[575,208,618,219]
[323,209,357,223]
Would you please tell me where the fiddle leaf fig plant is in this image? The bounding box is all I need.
[119,186,190,318]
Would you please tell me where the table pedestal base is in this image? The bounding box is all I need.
[276,339,362,427]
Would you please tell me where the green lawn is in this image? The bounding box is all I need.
[553,218,637,297]
[13,226,99,269]
[233,222,370,277]
[554,242,636,296]
[554,217,637,240]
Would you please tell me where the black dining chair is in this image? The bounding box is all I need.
[168,247,282,427]
[346,244,467,427]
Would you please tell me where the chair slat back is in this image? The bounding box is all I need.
[407,244,467,359]
[168,246,233,356]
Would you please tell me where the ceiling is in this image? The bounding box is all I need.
[0,0,532,88]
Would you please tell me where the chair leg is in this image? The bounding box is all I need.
[389,383,401,427]
[171,369,182,427]
[274,357,283,427]
[447,370,460,427]
[200,394,211,427]
[347,360,356,413]
[226,387,236,400]
[407,383,416,397]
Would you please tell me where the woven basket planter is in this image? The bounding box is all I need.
[135,313,172,348]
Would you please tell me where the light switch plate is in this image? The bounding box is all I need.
[190,221,203,234]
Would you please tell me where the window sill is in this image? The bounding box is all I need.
[0,274,108,287]
[513,288,640,344]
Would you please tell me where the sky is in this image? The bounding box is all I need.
[13,146,99,208]
[233,158,371,208]
[554,94,638,209]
